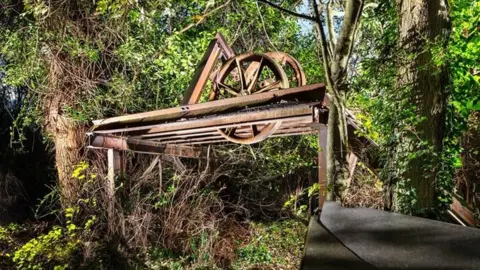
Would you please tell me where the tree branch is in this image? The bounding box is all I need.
[312,0,333,87]
[326,1,336,51]
[332,0,364,82]
[178,0,232,34]
[257,0,316,22]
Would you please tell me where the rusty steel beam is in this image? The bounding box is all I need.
[88,134,210,158]
[179,33,235,106]
[182,39,222,105]
[95,104,315,136]
[179,130,316,146]
[216,32,235,60]
[150,130,221,141]
[180,139,226,145]
[272,127,315,135]
[149,127,315,145]
[93,83,325,130]
[155,134,224,145]
[136,115,310,139]
[144,124,313,145]
[141,116,312,140]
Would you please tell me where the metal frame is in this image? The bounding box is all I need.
[182,33,235,105]
[86,32,379,216]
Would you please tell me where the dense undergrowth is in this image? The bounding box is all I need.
[0,139,318,269]
[0,136,384,269]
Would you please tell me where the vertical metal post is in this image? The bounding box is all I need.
[107,149,124,217]
[318,125,328,215]
[312,105,328,216]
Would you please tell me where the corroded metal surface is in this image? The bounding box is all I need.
[210,52,294,144]
[93,83,325,130]
[265,51,306,87]
[88,135,210,158]
[89,33,329,155]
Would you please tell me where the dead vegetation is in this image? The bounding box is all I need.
[341,164,384,210]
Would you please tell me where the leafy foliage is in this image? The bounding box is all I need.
[234,220,306,269]
[350,0,479,215]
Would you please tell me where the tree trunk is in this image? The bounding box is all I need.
[48,96,83,206]
[394,0,450,212]
[312,0,363,200]
[326,101,349,200]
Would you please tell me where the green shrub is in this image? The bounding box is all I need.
[12,226,78,269]
[237,242,272,265]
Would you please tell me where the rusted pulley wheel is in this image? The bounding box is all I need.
[211,53,289,144]
[264,51,306,87]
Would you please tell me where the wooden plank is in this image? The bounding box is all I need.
[346,153,358,189]
[107,149,118,198]
[107,149,123,218]
[92,83,325,130]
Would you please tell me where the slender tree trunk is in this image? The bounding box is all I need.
[326,101,349,200]
[394,0,450,211]
[258,0,364,201]
[313,0,363,200]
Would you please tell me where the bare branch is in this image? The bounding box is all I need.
[178,0,232,34]
[311,0,333,88]
[257,0,316,22]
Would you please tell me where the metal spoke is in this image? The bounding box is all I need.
[246,58,264,94]
[225,126,237,136]
[247,58,265,94]
[250,125,259,136]
[256,81,281,93]
[235,57,246,91]
[218,82,239,96]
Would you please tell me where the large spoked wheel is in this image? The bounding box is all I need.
[211,53,289,144]
[211,53,289,99]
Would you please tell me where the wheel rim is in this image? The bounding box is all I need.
[217,121,282,145]
[265,51,306,87]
